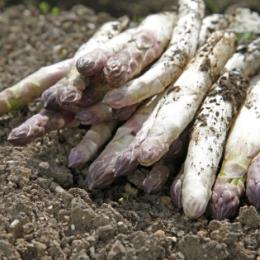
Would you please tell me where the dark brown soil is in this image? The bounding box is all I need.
[0,5,259,260]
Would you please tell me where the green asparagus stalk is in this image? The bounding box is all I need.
[86,95,160,190]
[8,109,78,146]
[68,121,117,168]
[0,59,72,116]
[134,31,236,167]
[210,74,260,220]
[41,17,130,110]
[246,152,260,210]
[103,0,205,108]
[103,12,176,87]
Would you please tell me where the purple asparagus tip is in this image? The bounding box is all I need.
[246,177,260,210]
[143,164,169,194]
[68,149,86,169]
[8,126,32,146]
[76,51,107,77]
[114,149,139,177]
[170,176,182,209]
[86,158,115,190]
[76,110,97,125]
[210,182,240,220]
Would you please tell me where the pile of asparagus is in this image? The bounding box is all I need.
[1,0,260,220]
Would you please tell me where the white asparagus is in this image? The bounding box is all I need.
[68,121,117,168]
[103,12,177,87]
[103,0,205,108]
[170,166,184,209]
[182,70,248,219]
[86,95,160,190]
[182,38,260,219]
[210,75,260,220]
[135,31,236,167]
[78,12,176,79]
[41,16,130,109]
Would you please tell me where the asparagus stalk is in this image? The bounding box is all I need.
[135,31,236,167]
[8,109,77,146]
[86,95,160,190]
[210,74,260,220]
[103,0,205,108]
[76,102,138,125]
[41,17,130,110]
[182,70,248,219]
[0,59,72,116]
[68,121,117,168]
[181,39,260,219]
[246,152,260,210]
[103,12,177,87]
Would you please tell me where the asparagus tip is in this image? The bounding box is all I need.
[8,125,32,146]
[246,180,260,210]
[210,182,240,220]
[182,187,209,219]
[68,149,86,169]
[170,177,182,209]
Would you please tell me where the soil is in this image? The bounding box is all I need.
[0,4,259,260]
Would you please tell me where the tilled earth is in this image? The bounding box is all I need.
[0,5,259,260]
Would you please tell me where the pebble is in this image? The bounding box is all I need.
[238,206,260,228]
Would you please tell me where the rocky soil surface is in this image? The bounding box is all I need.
[0,5,259,260]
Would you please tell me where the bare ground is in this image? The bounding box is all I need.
[0,5,259,260]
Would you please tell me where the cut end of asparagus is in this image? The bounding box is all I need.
[182,186,209,219]
[68,149,86,169]
[210,182,241,220]
[114,149,139,177]
[76,50,106,77]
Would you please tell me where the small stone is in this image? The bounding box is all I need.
[154,230,165,239]
[238,206,260,228]
[9,219,23,238]
[107,240,126,260]
[23,223,34,234]
[160,196,172,207]
[208,220,222,231]
[97,225,115,241]
[39,161,50,170]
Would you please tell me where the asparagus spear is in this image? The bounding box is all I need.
[76,102,138,125]
[86,95,160,190]
[41,17,130,110]
[68,121,117,168]
[8,109,77,146]
[103,0,205,108]
[135,31,236,167]
[103,12,176,87]
[76,27,136,78]
[210,74,260,220]
[246,152,260,210]
[182,70,248,219]
[0,59,72,116]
